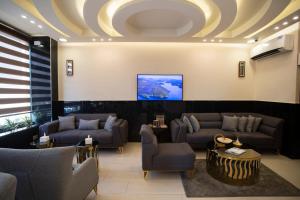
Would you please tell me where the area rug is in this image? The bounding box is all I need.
[181,159,300,197]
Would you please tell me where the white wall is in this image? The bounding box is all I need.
[58,43,254,101]
[253,23,300,104]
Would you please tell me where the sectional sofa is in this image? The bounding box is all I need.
[171,113,284,152]
[39,113,128,150]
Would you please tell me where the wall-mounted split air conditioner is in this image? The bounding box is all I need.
[250,35,294,60]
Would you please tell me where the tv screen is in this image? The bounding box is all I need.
[137,74,183,101]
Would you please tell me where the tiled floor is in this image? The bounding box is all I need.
[86,143,300,200]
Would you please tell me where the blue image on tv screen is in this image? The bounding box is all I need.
[137,74,183,101]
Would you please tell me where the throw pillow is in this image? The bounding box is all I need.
[252,117,263,132]
[104,115,117,132]
[189,115,200,132]
[222,115,238,132]
[238,116,248,132]
[183,116,194,133]
[246,115,255,132]
[78,119,99,130]
[58,116,75,131]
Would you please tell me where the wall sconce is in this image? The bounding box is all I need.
[238,61,245,77]
[66,60,73,76]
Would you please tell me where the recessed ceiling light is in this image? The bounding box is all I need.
[218,39,223,42]
[247,39,256,44]
[38,25,42,29]
[282,21,288,26]
[108,38,112,42]
[59,38,67,42]
[210,39,215,42]
[293,16,299,20]
[202,39,207,42]
[92,38,96,42]
[30,20,35,24]
[21,15,27,19]
[100,38,104,42]
[274,26,279,30]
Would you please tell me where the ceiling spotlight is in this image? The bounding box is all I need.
[218,39,223,42]
[59,38,67,42]
[282,21,288,26]
[38,25,42,29]
[274,26,279,30]
[210,39,215,42]
[247,39,256,44]
[100,38,104,42]
[21,15,27,19]
[108,38,112,42]
[293,16,299,20]
[92,38,96,42]
[30,20,35,24]
[202,39,207,42]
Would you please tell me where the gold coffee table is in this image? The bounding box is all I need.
[206,145,261,185]
[76,140,99,168]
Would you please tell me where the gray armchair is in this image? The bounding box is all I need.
[0,172,16,200]
[0,147,98,200]
[140,124,195,178]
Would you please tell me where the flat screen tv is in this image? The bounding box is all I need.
[137,74,183,101]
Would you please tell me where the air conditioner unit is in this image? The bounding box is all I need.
[250,35,293,60]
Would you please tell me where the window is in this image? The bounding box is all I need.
[0,29,31,135]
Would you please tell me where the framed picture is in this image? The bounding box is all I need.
[66,60,73,76]
[238,61,245,77]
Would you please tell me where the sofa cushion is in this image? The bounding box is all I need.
[153,143,195,170]
[222,116,238,132]
[183,116,193,133]
[78,119,99,130]
[58,116,75,131]
[189,115,200,132]
[253,117,262,132]
[182,113,222,129]
[50,129,112,145]
[186,129,234,144]
[104,115,117,132]
[238,116,247,132]
[246,115,255,132]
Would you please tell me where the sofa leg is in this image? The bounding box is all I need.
[118,147,124,153]
[93,185,98,194]
[186,169,195,178]
[143,171,148,179]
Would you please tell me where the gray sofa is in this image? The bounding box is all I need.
[0,146,98,200]
[39,113,128,150]
[140,125,195,178]
[171,113,284,151]
[0,172,16,200]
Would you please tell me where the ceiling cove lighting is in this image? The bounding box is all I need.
[293,16,299,20]
[30,20,35,24]
[21,15,27,19]
[274,26,279,30]
[282,21,288,26]
[59,38,67,42]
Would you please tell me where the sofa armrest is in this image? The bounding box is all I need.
[170,119,188,143]
[70,158,99,200]
[39,120,59,136]
[111,119,128,147]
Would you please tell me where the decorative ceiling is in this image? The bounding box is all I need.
[0,0,300,43]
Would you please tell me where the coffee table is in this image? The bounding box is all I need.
[206,142,261,185]
[30,140,54,149]
[76,140,99,168]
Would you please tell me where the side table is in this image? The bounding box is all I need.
[148,124,170,142]
[30,140,53,149]
[76,140,99,168]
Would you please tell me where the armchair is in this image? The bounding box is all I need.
[0,147,98,200]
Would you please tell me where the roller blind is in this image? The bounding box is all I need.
[0,30,30,116]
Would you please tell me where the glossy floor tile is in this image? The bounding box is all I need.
[85,143,300,200]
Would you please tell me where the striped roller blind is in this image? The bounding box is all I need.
[30,44,52,119]
[0,30,30,117]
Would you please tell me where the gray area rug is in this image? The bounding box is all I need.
[181,159,300,197]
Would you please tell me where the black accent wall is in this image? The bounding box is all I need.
[54,100,300,158]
